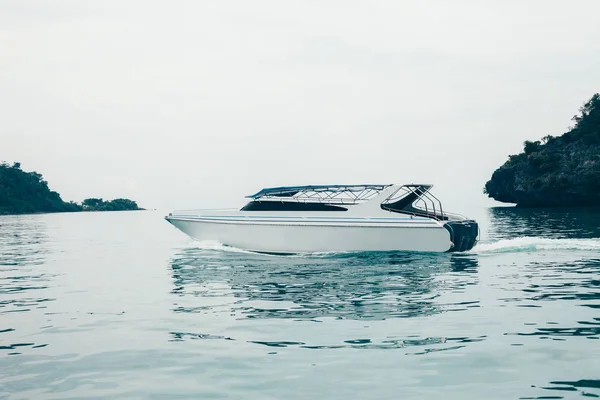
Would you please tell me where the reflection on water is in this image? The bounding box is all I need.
[0,216,49,266]
[537,379,600,399]
[498,257,600,343]
[0,216,53,356]
[488,206,600,239]
[521,379,600,399]
[168,249,485,354]
[170,250,480,321]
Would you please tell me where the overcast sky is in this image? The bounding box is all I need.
[2,0,599,214]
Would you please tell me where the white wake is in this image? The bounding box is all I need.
[473,237,600,254]
[187,237,600,257]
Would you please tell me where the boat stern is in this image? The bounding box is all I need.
[444,219,479,252]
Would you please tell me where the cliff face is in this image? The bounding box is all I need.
[485,94,600,207]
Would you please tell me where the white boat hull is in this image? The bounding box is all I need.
[166,216,454,253]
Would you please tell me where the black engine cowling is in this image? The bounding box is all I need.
[444,220,479,252]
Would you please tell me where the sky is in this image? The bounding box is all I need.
[1,0,599,215]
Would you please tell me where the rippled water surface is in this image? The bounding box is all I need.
[1,208,599,399]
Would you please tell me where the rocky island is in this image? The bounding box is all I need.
[485,93,600,207]
[0,162,143,215]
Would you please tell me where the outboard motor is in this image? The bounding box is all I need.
[444,220,479,252]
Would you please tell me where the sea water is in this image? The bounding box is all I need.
[0,208,599,399]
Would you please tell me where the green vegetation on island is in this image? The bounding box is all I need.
[485,93,600,207]
[0,162,142,215]
[80,198,141,212]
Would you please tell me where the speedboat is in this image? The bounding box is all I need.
[165,184,479,254]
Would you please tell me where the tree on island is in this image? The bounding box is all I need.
[81,197,140,212]
[82,198,104,209]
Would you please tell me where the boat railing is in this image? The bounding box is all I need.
[380,184,461,221]
[256,196,364,205]
[253,186,385,205]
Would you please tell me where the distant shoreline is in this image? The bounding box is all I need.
[1,162,145,216]
[0,209,148,217]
